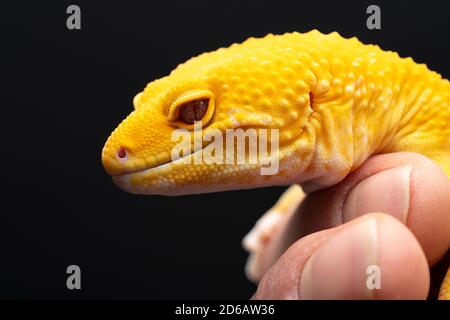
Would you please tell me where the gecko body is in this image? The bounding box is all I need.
[101,31,450,299]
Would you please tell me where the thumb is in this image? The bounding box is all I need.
[247,152,450,285]
[253,213,429,299]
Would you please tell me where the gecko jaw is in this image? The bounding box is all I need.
[111,142,213,194]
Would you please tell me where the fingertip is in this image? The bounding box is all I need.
[342,165,412,223]
[406,155,450,265]
[374,213,430,299]
[299,214,379,299]
[298,213,429,299]
[340,152,450,265]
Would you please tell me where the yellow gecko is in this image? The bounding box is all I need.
[101,30,450,299]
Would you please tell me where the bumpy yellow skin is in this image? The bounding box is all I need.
[102,30,450,299]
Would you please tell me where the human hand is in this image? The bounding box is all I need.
[250,152,450,299]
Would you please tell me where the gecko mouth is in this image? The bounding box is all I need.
[112,142,213,189]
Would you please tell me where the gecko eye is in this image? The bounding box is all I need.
[167,90,215,128]
[178,99,208,124]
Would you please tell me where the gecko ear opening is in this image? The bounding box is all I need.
[167,90,215,129]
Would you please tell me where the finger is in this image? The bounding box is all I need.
[253,213,429,300]
[261,152,450,271]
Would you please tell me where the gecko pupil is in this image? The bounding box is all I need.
[179,99,208,124]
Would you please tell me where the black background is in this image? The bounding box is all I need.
[0,0,449,299]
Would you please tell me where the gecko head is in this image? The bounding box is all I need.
[102,34,315,195]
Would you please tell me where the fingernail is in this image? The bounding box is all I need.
[299,217,379,299]
[343,165,412,223]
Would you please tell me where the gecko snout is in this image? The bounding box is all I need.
[117,147,127,160]
[101,144,130,176]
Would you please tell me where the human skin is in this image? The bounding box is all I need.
[252,152,450,299]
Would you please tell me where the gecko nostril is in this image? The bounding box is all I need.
[117,147,127,159]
